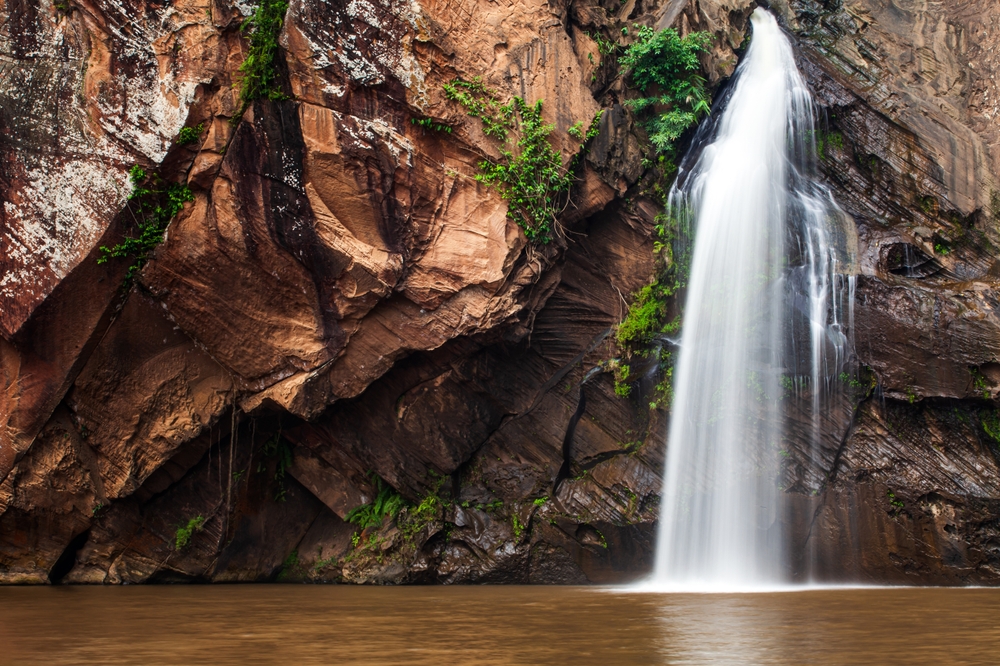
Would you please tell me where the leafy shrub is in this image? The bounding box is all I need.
[444,77,601,244]
[614,212,687,406]
[175,516,206,550]
[619,27,711,156]
[177,124,204,146]
[585,30,620,56]
[233,0,289,122]
[98,166,193,285]
[617,212,686,348]
[617,283,669,348]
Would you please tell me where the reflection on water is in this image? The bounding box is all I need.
[0,586,997,665]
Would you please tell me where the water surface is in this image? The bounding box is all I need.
[1,586,996,664]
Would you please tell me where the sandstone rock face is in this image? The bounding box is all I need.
[1,0,999,586]
[779,0,1000,584]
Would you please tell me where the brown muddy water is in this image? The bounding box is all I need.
[0,585,997,665]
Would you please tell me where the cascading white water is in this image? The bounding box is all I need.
[650,8,852,591]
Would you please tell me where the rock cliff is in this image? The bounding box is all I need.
[1,0,998,585]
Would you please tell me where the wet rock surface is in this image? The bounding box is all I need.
[1,0,999,585]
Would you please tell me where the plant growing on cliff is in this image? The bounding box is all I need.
[586,30,620,57]
[810,129,843,161]
[411,117,452,133]
[175,515,206,550]
[233,0,289,122]
[971,368,991,400]
[277,549,307,581]
[886,490,905,517]
[982,410,1000,450]
[511,513,526,540]
[619,26,712,159]
[345,474,406,530]
[443,77,601,243]
[605,30,710,403]
[177,123,205,146]
[614,211,687,405]
[97,166,194,285]
[259,433,293,502]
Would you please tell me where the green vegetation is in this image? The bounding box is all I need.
[609,30,710,403]
[511,514,526,540]
[747,370,768,403]
[616,485,641,523]
[410,493,440,523]
[616,283,680,348]
[982,410,1000,449]
[174,515,206,550]
[481,498,504,513]
[862,153,882,179]
[919,195,938,216]
[532,496,549,507]
[443,77,602,243]
[934,241,950,255]
[345,474,406,530]
[340,472,454,564]
[313,552,338,572]
[411,117,452,133]
[98,166,194,285]
[612,360,632,398]
[620,440,642,455]
[971,368,991,400]
[838,372,866,390]
[396,483,447,543]
[614,211,688,406]
[886,490,904,516]
[616,213,686,347]
[812,130,843,161]
[258,433,293,502]
[619,26,712,159]
[277,549,303,581]
[586,30,620,56]
[233,0,289,122]
[177,123,205,146]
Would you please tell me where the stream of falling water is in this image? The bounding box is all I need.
[650,8,854,591]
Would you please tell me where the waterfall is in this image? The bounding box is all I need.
[650,8,853,591]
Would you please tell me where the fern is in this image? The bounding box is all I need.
[345,475,406,529]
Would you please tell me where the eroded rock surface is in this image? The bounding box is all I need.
[1,0,999,585]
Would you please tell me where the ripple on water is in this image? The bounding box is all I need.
[0,585,998,665]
